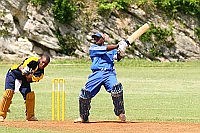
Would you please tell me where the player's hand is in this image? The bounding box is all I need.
[117,51,123,61]
[21,66,33,75]
[117,40,129,57]
[26,74,33,82]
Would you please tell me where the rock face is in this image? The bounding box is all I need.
[0,0,59,60]
[0,0,199,61]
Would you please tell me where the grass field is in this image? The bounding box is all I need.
[0,58,200,132]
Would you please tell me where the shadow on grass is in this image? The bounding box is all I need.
[75,120,138,124]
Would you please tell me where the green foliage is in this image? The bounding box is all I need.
[135,0,155,11]
[28,0,48,5]
[195,27,200,40]
[140,24,173,43]
[28,0,77,24]
[55,30,80,56]
[0,11,5,18]
[0,10,9,37]
[98,2,119,16]
[153,0,200,17]
[97,0,132,16]
[52,0,77,24]
[0,29,9,37]
[139,24,175,57]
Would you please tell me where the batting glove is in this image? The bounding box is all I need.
[21,66,33,75]
[117,40,130,57]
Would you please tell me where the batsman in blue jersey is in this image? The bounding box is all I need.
[75,32,130,123]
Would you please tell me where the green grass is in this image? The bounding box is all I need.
[0,58,200,132]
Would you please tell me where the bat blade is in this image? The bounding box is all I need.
[127,23,150,44]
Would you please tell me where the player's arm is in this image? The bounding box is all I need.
[26,74,33,82]
[106,45,119,51]
[106,44,125,61]
[112,40,130,61]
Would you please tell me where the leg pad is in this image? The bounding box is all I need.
[111,83,125,116]
[25,91,36,120]
[0,89,14,119]
[79,89,91,122]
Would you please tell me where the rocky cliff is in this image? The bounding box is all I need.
[0,0,199,61]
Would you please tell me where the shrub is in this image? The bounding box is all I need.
[195,27,200,40]
[28,0,48,5]
[97,0,132,16]
[55,30,80,56]
[0,29,9,37]
[52,0,77,24]
[139,24,175,57]
[153,0,200,17]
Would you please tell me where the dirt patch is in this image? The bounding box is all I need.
[0,120,200,133]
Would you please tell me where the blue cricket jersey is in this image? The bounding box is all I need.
[89,44,117,71]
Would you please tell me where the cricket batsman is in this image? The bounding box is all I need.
[0,53,50,121]
[74,32,130,123]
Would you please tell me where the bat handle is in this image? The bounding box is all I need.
[124,39,130,46]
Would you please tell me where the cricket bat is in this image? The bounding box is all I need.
[127,23,150,44]
[117,23,150,57]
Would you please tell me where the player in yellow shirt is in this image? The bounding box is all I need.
[0,53,50,121]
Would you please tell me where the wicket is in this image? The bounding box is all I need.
[52,78,66,121]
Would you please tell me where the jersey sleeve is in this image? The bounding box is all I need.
[21,57,39,68]
[89,45,107,57]
[10,57,39,71]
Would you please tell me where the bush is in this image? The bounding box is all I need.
[153,0,200,17]
[28,0,48,5]
[97,0,132,16]
[195,27,200,40]
[55,30,80,56]
[52,0,77,24]
[139,24,175,57]
[0,29,9,37]
[28,0,77,24]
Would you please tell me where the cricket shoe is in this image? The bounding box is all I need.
[26,116,38,121]
[0,116,4,122]
[118,113,126,122]
[74,117,89,123]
